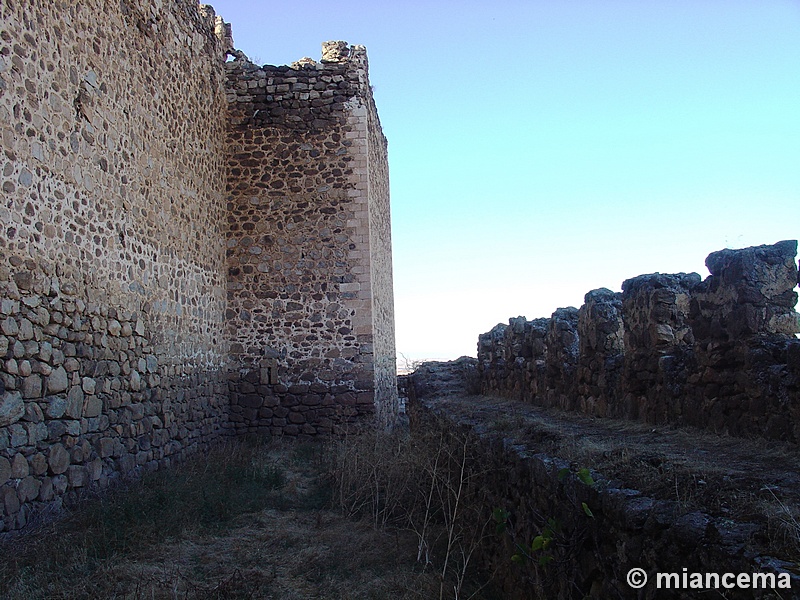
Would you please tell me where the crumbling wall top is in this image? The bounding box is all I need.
[321,40,350,63]
[197,4,233,55]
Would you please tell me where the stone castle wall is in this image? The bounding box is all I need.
[407,385,799,599]
[0,0,231,530]
[478,241,800,441]
[224,42,396,435]
[0,2,396,531]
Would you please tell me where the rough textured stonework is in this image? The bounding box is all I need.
[478,241,800,441]
[365,75,397,427]
[224,43,397,434]
[0,0,231,530]
[576,288,624,416]
[0,1,396,531]
[407,371,800,599]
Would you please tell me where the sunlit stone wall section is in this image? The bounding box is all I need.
[477,241,800,442]
[0,0,231,531]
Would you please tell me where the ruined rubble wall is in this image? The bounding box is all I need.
[224,43,397,434]
[408,390,797,599]
[0,0,230,531]
[478,241,800,442]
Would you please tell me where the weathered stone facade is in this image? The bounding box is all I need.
[0,1,396,531]
[478,241,800,441]
[224,41,397,435]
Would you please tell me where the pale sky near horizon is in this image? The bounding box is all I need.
[210,0,800,365]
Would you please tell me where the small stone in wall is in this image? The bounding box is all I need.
[17,318,33,341]
[84,396,102,418]
[769,312,800,336]
[2,486,20,516]
[321,40,350,63]
[87,457,103,481]
[38,478,54,502]
[107,319,121,336]
[130,370,141,391]
[9,424,27,447]
[0,456,10,485]
[67,465,86,488]
[26,422,47,444]
[17,476,40,502]
[65,386,84,418]
[24,401,43,423]
[82,377,96,394]
[29,452,47,476]
[11,452,29,478]
[20,375,42,399]
[38,341,52,363]
[1,317,18,336]
[97,437,114,458]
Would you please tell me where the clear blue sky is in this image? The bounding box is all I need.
[210,0,800,365]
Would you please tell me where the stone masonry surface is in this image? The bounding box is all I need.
[406,372,800,600]
[225,41,397,436]
[0,1,396,531]
[407,362,800,599]
[478,241,800,442]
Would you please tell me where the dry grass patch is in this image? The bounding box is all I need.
[327,426,500,600]
[0,436,497,600]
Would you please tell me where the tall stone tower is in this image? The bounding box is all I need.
[225,41,398,433]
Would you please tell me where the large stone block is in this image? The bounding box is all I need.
[20,375,42,399]
[46,395,68,419]
[48,443,70,475]
[0,391,24,426]
[0,457,10,485]
[11,453,28,478]
[47,366,69,394]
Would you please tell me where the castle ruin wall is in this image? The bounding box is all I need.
[478,240,800,442]
[0,0,232,531]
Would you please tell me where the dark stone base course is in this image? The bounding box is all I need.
[229,376,374,436]
[0,371,231,533]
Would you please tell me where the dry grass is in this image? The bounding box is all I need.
[326,426,499,600]
[0,436,496,600]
